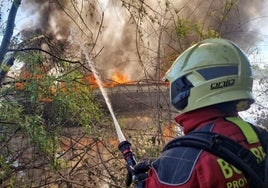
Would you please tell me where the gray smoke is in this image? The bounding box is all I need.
[19,0,266,80]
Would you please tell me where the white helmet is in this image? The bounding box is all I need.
[164,38,254,113]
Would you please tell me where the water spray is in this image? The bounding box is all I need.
[88,60,137,185]
[75,35,137,186]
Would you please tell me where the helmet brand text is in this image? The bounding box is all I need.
[210,79,235,90]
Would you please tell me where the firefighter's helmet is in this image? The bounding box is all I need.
[164,38,254,113]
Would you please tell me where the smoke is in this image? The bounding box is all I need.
[20,0,70,39]
[181,0,265,50]
[19,0,267,80]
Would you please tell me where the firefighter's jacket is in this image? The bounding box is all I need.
[144,107,265,188]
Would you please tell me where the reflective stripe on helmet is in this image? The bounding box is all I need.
[197,65,239,80]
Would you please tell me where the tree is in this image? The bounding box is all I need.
[0,0,21,84]
[0,1,107,187]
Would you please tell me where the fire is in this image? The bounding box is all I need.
[83,69,135,88]
[15,68,135,103]
[112,69,127,84]
[82,74,99,88]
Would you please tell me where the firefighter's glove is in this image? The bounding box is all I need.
[125,158,153,187]
[133,160,151,182]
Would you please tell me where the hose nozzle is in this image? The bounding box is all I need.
[118,140,137,168]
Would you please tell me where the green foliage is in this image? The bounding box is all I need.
[44,71,103,131]
[0,99,59,160]
[15,51,103,130]
[0,155,13,185]
[20,115,57,155]
[0,49,104,186]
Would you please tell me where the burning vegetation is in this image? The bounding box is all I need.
[83,69,137,89]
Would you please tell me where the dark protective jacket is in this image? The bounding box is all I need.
[144,107,265,188]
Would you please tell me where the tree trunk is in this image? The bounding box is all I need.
[0,0,21,84]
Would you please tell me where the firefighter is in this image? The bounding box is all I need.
[129,38,267,188]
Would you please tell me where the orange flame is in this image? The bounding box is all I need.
[16,69,135,103]
[82,74,99,88]
[83,69,135,88]
[112,69,128,84]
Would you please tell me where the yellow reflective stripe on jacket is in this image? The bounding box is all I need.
[226,116,266,163]
[226,116,259,144]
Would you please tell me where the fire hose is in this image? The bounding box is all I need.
[91,72,137,186]
[96,84,137,185]
[112,112,137,186]
[76,34,137,186]
[96,87,137,186]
